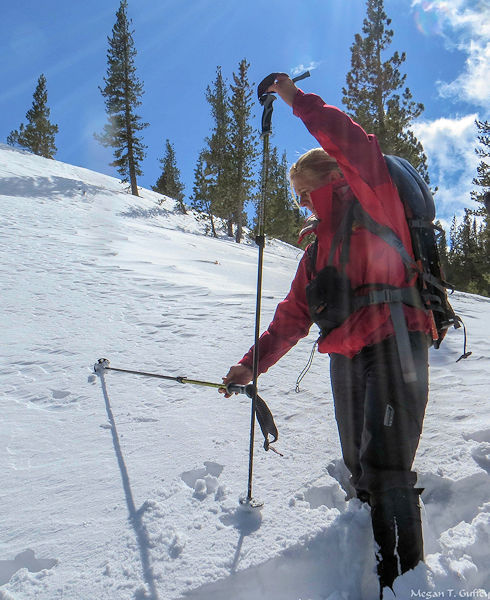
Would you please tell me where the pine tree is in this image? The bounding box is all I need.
[459,211,485,294]
[203,66,233,235]
[228,59,257,243]
[189,150,217,237]
[342,0,429,181]
[448,215,460,283]
[434,220,449,278]
[468,119,490,294]
[96,0,147,196]
[470,119,489,256]
[7,74,58,158]
[153,139,186,213]
[260,148,301,245]
[448,211,489,296]
[471,119,490,209]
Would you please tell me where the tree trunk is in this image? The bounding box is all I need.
[208,211,217,237]
[129,156,139,196]
[235,198,243,243]
[124,57,139,197]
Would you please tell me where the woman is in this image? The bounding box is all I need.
[222,74,432,595]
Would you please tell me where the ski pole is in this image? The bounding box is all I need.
[94,358,245,394]
[93,358,280,453]
[240,69,311,506]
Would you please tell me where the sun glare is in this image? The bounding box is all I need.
[413,1,450,36]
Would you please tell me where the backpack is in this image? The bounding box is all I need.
[383,155,463,347]
[306,154,470,383]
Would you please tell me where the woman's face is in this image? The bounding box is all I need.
[292,172,322,215]
[292,169,341,215]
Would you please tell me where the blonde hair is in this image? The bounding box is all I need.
[289,148,341,206]
[289,148,340,186]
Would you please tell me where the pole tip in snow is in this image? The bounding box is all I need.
[238,494,264,511]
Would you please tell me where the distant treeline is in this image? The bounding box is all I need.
[5,0,488,295]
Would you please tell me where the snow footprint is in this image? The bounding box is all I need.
[303,483,347,511]
[463,429,490,473]
[471,444,490,473]
[181,461,224,500]
[290,461,351,512]
[0,549,58,585]
[51,390,71,400]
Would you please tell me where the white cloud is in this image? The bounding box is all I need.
[411,0,490,108]
[439,36,490,106]
[412,114,480,222]
[290,62,321,77]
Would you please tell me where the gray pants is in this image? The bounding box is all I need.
[330,332,429,591]
[330,331,429,495]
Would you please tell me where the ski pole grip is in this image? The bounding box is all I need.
[257,70,311,100]
[226,382,248,395]
[292,70,310,84]
[260,94,276,135]
[257,73,277,100]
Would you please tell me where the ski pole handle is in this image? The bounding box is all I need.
[260,95,275,135]
[257,70,311,135]
[292,70,311,84]
[225,382,248,395]
[257,70,311,100]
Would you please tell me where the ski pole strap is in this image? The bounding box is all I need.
[243,384,281,454]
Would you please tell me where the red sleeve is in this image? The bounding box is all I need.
[292,90,412,252]
[239,252,313,375]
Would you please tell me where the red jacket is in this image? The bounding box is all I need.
[239,91,432,374]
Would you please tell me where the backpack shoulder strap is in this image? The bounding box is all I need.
[351,203,419,278]
[327,198,357,269]
[306,239,319,277]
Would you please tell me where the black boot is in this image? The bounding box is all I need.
[370,487,424,595]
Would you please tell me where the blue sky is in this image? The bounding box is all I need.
[1,0,488,227]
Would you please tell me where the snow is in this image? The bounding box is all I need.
[1,143,489,600]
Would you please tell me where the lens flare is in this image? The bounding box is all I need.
[413,1,450,36]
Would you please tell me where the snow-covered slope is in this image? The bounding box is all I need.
[1,144,489,600]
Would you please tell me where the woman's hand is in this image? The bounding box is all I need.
[266,73,298,107]
[220,364,253,398]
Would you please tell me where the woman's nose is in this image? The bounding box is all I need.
[300,193,311,207]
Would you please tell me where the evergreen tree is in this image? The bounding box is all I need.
[96,0,147,196]
[260,148,301,245]
[342,0,429,181]
[7,74,58,158]
[468,119,490,294]
[228,59,258,243]
[471,119,490,209]
[189,150,217,237]
[448,211,489,296]
[153,139,186,213]
[434,220,449,278]
[448,215,460,283]
[203,66,233,234]
[471,119,490,264]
